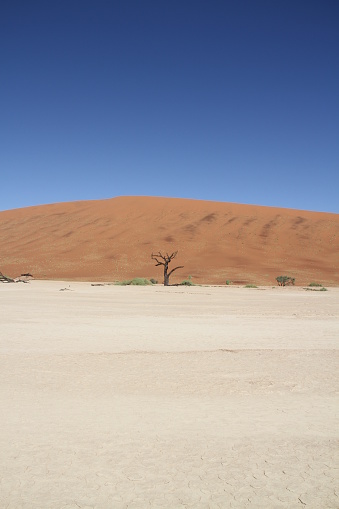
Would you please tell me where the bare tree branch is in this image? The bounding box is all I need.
[152,259,164,267]
[166,251,177,261]
[151,251,178,264]
[168,265,184,276]
[151,253,166,266]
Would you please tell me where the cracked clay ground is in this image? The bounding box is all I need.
[0,282,338,508]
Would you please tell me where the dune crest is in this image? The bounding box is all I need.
[1,196,338,285]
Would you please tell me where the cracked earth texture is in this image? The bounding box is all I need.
[0,282,338,508]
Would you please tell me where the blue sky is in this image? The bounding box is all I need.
[1,1,338,213]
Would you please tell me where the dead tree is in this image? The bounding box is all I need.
[0,272,15,283]
[151,251,184,286]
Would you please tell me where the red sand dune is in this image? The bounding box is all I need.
[1,196,338,285]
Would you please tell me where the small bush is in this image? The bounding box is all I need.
[225,280,232,285]
[276,276,295,286]
[179,279,194,286]
[130,278,152,285]
[149,278,158,284]
[178,274,195,286]
[116,278,152,286]
[320,287,328,291]
[245,284,258,288]
[309,282,323,287]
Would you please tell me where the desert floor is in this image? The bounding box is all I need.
[0,282,338,509]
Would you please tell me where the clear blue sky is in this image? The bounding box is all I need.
[1,1,338,213]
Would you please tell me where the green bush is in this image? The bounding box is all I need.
[149,278,158,284]
[179,279,194,286]
[116,278,152,286]
[320,287,328,291]
[244,284,258,288]
[225,280,232,285]
[178,274,195,286]
[309,282,323,287]
[276,276,295,286]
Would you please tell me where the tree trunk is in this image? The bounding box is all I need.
[164,265,169,286]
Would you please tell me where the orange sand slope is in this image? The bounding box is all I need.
[1,196,338,285]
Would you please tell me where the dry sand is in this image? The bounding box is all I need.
[1,196,339,285]
[0,281,338,508]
